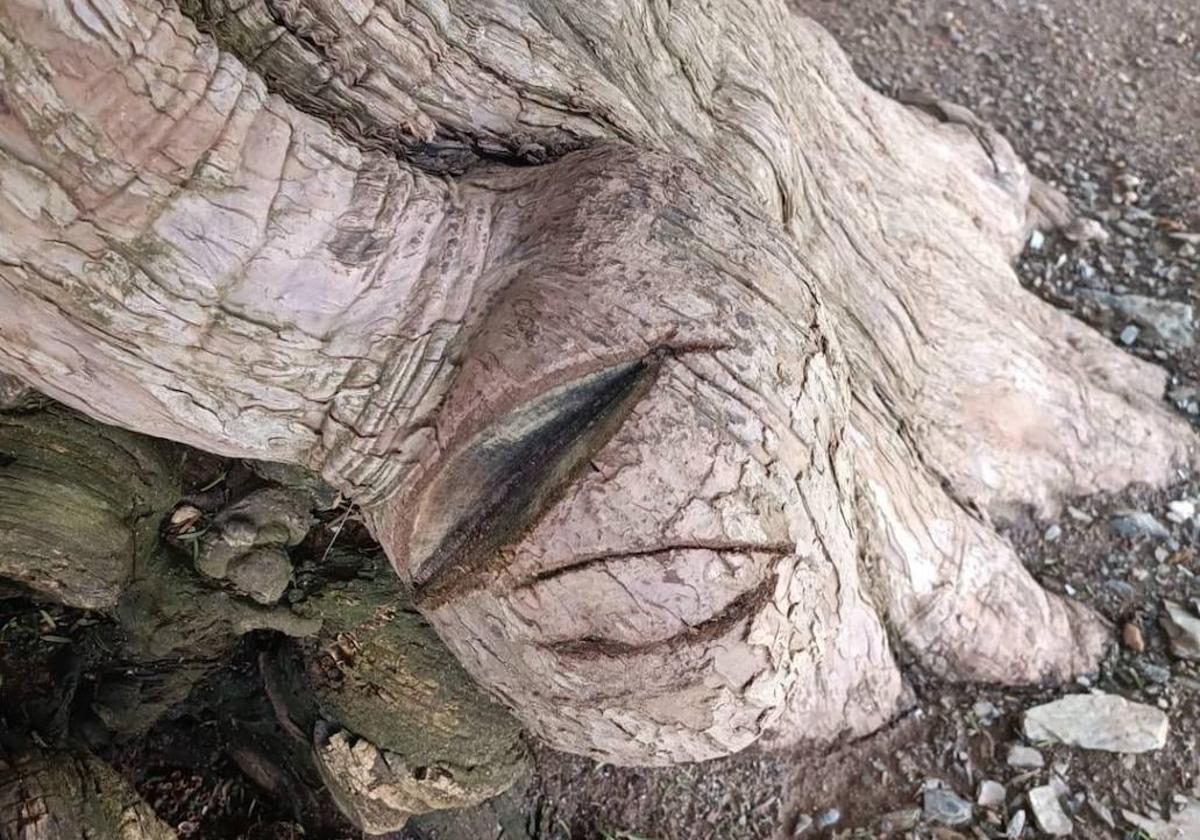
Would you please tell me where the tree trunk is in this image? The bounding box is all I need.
[267,561,531,833]
[0,406,529,832]
[0,0,1194,767]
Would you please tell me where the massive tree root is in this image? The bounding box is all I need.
[0,407,528,832]
[0,0,1194,768]
[268,564,530,833]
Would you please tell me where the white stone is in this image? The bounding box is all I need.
[1167,500,1195,523]
[1082,290,1196,350]
[977,780,1006,809]
[1022,693,1169,753]
[1006,744,1045,768]
[1161,600,1200,661]
[1029,785,1072,836]
[1121,799,1200,840]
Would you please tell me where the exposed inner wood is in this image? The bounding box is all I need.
[411,358,656,608]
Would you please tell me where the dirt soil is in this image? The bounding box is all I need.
[401,2,1200,839]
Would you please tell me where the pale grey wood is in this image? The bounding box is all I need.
[0,0,1193,765]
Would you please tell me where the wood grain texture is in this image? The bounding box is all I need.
[0,407,176,608]
[0,748,175,840]
[0,0,1194,764]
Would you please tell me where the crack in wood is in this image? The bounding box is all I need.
[541,572,778,660]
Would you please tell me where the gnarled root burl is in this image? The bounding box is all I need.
[0,0,1193,766]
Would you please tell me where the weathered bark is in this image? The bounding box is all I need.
[268,558,531,833]
[0,373,45,412]
[0,746,175,840]
[0,407,529,830]
[94,538,321,737]
[0,0,1194,766]
[0,406,176,609]
[0,405,316,734]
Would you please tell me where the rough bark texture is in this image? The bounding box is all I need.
[270,559,531,833]
[0,406,529,831]
[0,407,177,609]
[0,373,45,412]
[0,0,1195,766]
[0,747,175,840]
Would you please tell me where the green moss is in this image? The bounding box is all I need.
[0,748,175,838]
[0,407,179,609]
[281,561,530,801]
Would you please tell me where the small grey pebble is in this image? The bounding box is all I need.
[878,808,921,833]
[972,700,1001,725]
[815,808,840,829]
[1139,662,1170,684]
[1007,744,1045,769]
[1105,579,1136,597]
[978,780,1006,809]
[924,788,973,826]
[1110,511,1170,540]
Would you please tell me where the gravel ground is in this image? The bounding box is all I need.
[803,0,1200,226]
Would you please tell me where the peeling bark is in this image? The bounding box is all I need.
[0,747,175,840]
[0,407,176,609]
[0,0,1194,766]
[269,558,531,833]
[0,408,529,831]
